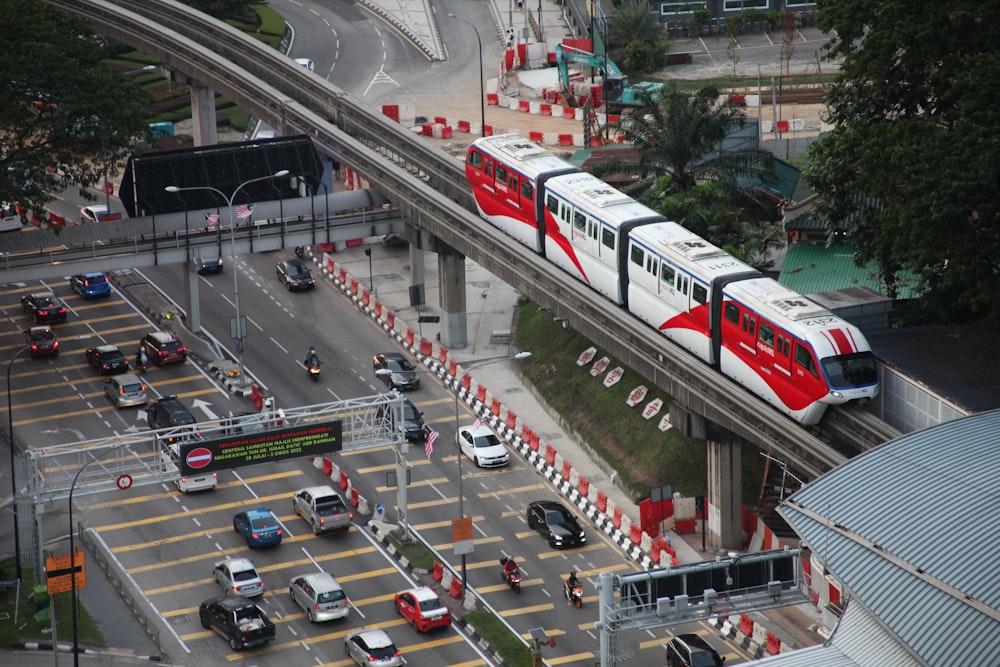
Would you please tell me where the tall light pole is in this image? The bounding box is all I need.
[6,346,31,581]
[166,170,289,382]
[448,14,486,137]
[452,352,530,590]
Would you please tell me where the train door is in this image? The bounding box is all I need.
[659,262,690,314]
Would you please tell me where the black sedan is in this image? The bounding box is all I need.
[276,258,316,291]
[373,352,420,391]
[86,344,131,374]
[197,256,224,275]
[526,500,587,549]
[21,291,68,324]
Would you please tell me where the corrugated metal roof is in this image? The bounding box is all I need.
[778,244,918,299]
[777,411,1000,667]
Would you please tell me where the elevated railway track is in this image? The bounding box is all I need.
[41,0,901,483]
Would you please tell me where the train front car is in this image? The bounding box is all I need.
[465,134,578,252]
[719,278,879,425]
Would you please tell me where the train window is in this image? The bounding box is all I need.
[724,302,740,324]
[630,244,645,267]
[646,253,657,275]
[521,180,533,201]
[509,173,519,191]
[573,211,586,232]
[588,219,598,240]
[602,228,615,250]
[679,275,689,295]
[743,313,756,335]
[660,264,675,287]
[693,283,707,305]
[759,322,775,348]
[546,194,558,215]
[496,164,507,184]
[466,151,482,169]
[484,158,493,178]
[795,345,819,377]
[777,334,790,356]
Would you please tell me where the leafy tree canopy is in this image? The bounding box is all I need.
[805,0,1000,323]
[0,0,151,215]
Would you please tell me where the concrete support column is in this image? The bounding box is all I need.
[706,425,742,551]
[184,259,201,333]
[190,84,218,146]
[437,246,467,349]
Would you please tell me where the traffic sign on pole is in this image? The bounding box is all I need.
[45,551,86,595]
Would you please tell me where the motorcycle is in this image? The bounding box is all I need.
[564,580,583,608]
[305,360,321,382]
[135,351,148,372]
[294,246,305,259]
[499,557,521,593]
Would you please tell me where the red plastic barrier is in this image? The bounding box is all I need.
[561,460,571,481]
[462,373,473,391]
[545,89,559,103]
[766,632,781,656]
[419,339,432,356]
[449,577,463,599]
[420,123,433,136]
[362,290,370,307]
[596,492,607,513]
[439,346,448,363]
[432,561,444,582]
[629,523,643,545]
[338,267,347,283]
[518,99,530,113]
[607,114,620,124]
[558,134,573,146]
[349,487,360,508]
[544,445,557,466]
[729,94,746,106]
[776,119,789,133]
[449,359,458,377]
[321,456,333,476]
[434,116,447,124]
[487,92,500,105]
[374,301,382,318]
[491,398,501,416]
[457,120,471,133]
[439,125,453,139]
[539,103,552,116]
[326,258,336,274]
[563,107,575,119]
[650,539,661,562]
[665,545,676,558]
[350,278,359,295]
[339,470,349,491]
[484,125,494,137]
[521,425,534,444]
[382,104,400,121]
[674,519,697,534]
[590,85,602,108]
[529,131,544,143]
[578,476,589,496]
[406,329,415,347]
[739,614,754,637]
[476,384,487,402]
[612,507,623,529]
[386,312,395,328]
[528,433,540,451]
[507,410,517,429]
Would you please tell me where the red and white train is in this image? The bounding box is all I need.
[465,134,879,425]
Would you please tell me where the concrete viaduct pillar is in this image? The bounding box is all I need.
[411,230,468,349]
[163,67,218,146]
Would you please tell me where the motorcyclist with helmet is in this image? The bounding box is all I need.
[304,346,321,368]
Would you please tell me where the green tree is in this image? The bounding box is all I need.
[606,1,669,75]
[804,0,1000,322]
[0,0,151,215]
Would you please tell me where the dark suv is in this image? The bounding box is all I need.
[377,396,426,441]
[140,331,187,366]
[147,395,200,444]
[665,634,725,667]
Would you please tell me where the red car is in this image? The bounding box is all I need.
[394,587,451,632]
[24,326,59,358]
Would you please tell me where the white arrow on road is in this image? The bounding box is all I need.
[191,398,219,421]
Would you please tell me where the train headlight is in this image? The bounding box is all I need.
[830,390,844,399]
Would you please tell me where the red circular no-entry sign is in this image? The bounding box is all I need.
[117,474,133,490]
[186,447,214,470]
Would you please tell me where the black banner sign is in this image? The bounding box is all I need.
[178,420,342,475]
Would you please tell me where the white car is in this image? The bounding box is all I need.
[80,204,109,223]
[213,557,264,597]
[294,57,315,71]
[457,422,509,468]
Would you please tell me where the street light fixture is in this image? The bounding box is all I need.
[448,14,486,137]
[165,170,289,382]
[6,346,32,582]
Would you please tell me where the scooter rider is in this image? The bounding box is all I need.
[566,571,579,589]
[304,346,321,369]
[503,557,520,580]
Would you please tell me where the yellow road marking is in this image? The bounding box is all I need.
[499,602,554,617]
[84,470,304,509]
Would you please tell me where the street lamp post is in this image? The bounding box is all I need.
[448,14,486,137]
[165,170,289,382]
[68,442,130,667]
[452,352,530,590]
[6,346,31,581]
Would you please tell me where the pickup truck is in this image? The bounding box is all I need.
[198,596,276,650]
[292,485,353,534]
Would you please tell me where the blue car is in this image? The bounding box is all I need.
[70,272,112,298]
[233,508,283,548]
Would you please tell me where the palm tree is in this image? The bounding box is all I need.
[607,1,661,50]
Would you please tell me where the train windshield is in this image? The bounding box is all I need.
[821,352,877,389]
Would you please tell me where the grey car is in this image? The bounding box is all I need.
[344,628,403,666]
[104,375,147,408]
[289,571,349,622]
